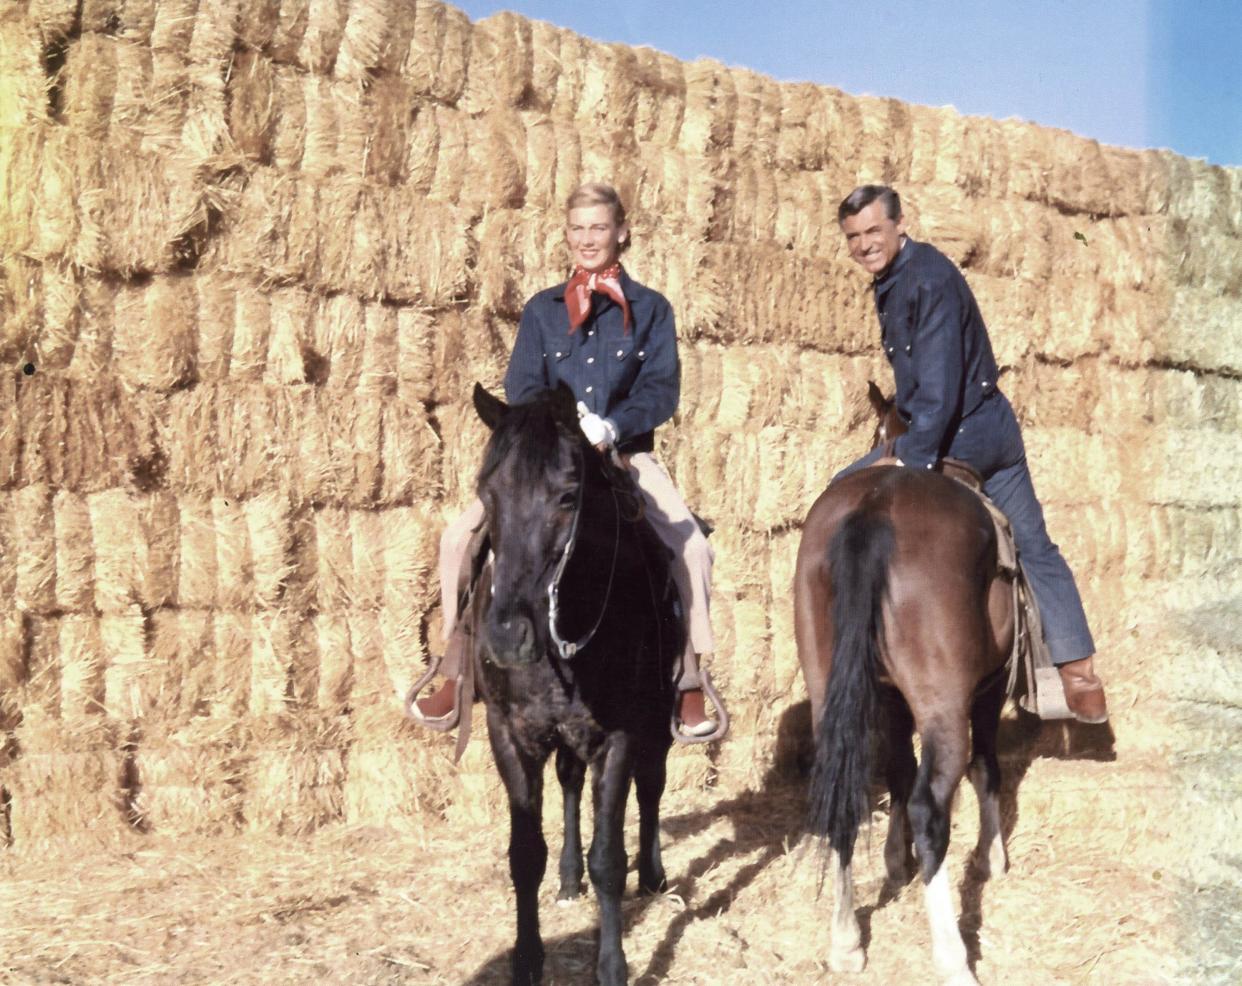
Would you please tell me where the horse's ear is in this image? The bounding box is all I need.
[552,381,580,428]
[473,382,508,430]
[867,380,888,415]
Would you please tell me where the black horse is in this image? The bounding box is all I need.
[470,382,681,986]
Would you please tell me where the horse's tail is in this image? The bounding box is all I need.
[807,506,894,869]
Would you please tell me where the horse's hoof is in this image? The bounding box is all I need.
[830,946,866,973]
[638,873,668,896]
[555,893,581,908]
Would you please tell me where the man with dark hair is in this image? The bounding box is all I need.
[834,183,1108,723]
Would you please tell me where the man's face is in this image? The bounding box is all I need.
[840,200,907,276]
[566,204,627,273]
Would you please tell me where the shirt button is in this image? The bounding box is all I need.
[637,350,645,358]
[587,357,595,364]
[555,351,563,358]
[616,349,624,357]
[587,330,594,336]
[585,386,593,393]
[982,380,990,389]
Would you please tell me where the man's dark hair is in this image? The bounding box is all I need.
[837,185,902,224]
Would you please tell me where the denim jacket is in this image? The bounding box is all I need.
[504,269,679,454]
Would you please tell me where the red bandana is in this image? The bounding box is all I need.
[565,264,631,334]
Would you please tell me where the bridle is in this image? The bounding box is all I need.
[546,446,622,659]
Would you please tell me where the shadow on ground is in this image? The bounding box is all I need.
[460,699,1118,984]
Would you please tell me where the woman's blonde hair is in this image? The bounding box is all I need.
[565,182,631,253]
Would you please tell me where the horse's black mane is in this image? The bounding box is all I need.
[478,390,584,490]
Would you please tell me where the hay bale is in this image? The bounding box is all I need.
[380,397,443,506]
[461,10,532,114]
[211,493,254,609]
[678,58,736,155]
[13,484,56,614]
[402,0,470,104]
[633,47,686,146]
[100,604,150,719]
[574,42,640,146]
[363,75,416,185]
[226,49,277,164]
[0,17,46,128]
[775,84,827,172]
[342,733,444,829]
[314,611,352,714]
[348,509,386,611]
[27,0,79,40]
[248,610,305,715]
[113,275,197,390]
[395,305,436,403]
[61,32,119,142]
[34,263,83,370]
[471,107,530,209]
[244,716,347,835]
[335,0,415,82]
[53,490,95,612]
[266,64,307,169]
[295,0,348,75]
[132,718,247,836]
[1,713,129,852]
[729,68,781,166]
[378,187,475,304]
[856,94,915,188]
[265,285,311,385]
[57,613,106,722]
[0,609,24,726]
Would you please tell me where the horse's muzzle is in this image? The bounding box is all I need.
[484,610,538,666]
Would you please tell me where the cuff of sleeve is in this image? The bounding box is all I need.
[602,418,619,446]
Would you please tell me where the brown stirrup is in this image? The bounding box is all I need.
[405,659,463,733]
[671,670,730,746]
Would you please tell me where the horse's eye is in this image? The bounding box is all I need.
[558,491,577,511]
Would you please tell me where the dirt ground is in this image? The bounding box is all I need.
[2,624,1240,986]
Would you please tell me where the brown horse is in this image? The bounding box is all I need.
[794,384,1014,985]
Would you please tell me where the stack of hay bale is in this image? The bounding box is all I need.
[1,0,1239,851]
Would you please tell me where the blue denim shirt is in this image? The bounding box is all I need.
[503,269,679,454]
[873,239,1001,469]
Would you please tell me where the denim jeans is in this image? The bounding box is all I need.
[833,392,1095,666]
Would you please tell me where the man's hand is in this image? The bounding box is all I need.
[576,401,618,449]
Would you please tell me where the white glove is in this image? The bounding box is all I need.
[576,401,618,448]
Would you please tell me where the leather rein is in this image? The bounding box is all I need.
[546,447,623,660]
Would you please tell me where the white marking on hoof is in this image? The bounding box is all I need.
[829,852,864,973]
[829,945,867,974]
[924,865,971,982]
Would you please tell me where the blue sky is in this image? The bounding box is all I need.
[451,0,1241,168]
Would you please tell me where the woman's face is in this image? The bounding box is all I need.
[566,203,628,272]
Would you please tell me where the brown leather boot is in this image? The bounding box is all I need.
[675,688,716,738]
[413,678,459,725]
[1056,656,1108,724]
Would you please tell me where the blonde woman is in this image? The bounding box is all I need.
[413,182,726,743]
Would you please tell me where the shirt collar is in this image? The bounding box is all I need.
[873,236,914,292]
